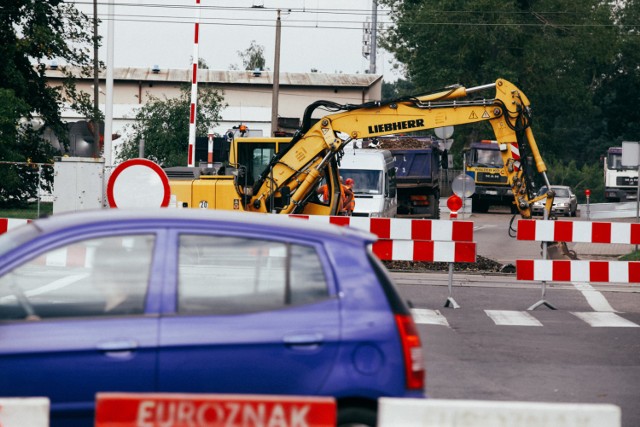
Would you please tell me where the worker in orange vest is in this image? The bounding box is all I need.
[343,178,355,215]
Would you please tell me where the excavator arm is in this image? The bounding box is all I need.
[247,78,554,219]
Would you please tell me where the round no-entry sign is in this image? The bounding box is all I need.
[107,158,171,208]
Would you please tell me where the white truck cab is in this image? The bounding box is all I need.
[339,146,397,217]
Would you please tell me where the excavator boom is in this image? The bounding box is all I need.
[248,78,553,219]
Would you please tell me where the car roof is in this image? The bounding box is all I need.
[540,185,572,190]
[25,208,377,243]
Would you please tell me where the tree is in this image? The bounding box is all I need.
[378,0,623,166]
[117,85,226,167]
[0,0,95,206]
[382,79,416,100]
[237,40,267,71]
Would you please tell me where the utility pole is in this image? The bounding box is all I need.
[92,0,100,157]
[271,9,281,136]
[369,0,377,74]
[104,0,114,168]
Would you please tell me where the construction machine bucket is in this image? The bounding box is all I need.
[546,241,579,260]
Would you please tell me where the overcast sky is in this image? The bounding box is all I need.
[74,0,403,81]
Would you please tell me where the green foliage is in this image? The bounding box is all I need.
[620,250,640,261]
[382,79,416,100]
[237,40,267,71]
[378,0,640,168]
[117,85,227,167]
[543,158,604,203]
[0,0,94,206]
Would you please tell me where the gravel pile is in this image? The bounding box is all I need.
[382,255,506,273]
[364,137,436,150]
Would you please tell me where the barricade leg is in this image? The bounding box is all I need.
[444,262,460,309]
[528,239,557,311]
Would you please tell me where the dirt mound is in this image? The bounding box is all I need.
[364,137,436,150]
[382,255,505,273]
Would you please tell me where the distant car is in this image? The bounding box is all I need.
[531,185,578,217]
[0,209,424,427]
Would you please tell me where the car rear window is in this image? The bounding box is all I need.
[177,235,330,315]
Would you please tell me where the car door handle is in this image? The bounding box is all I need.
[97,340,138,357]
[283,333,324,349]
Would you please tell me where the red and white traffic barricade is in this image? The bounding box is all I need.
[372,240,475,263]
[517,219,640,245]
[291,215,476,309]
[95,392,336,427]
[516,219,640,310]
[517,259,640,283]
[289,215,474,242]
[0,217,30,234]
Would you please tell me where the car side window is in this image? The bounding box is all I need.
[0,235,154,321]
[177,235,329,315]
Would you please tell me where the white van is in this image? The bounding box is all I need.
[339,147,398,217]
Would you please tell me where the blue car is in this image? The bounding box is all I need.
[0,209,425,427]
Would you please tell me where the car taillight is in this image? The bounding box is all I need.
[409,195,429,206]
[394,314,425,390]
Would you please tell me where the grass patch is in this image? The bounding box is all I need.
[0,202,53,219]
[620,250,640,261]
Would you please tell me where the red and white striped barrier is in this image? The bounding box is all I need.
[518,219,640,244]
[0,218,30,234]
[517,259,640,283]
[95,393,335,427]
[373,240,476,263]
[290,215,474,242]
[517,219,640,284]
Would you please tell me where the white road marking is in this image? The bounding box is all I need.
[411,308,450,327]
[573,282,617,312]
[571,312,639,328]
[485,310,543,326]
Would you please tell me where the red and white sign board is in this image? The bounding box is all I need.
[107,159,171,208]
[95,393,336,427]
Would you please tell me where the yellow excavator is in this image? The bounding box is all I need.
[169,78,556,219]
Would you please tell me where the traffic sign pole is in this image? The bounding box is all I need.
[444,194,462,309]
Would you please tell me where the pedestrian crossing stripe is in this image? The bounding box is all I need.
[571,312,639,327]
[411,308,450,327]
[411,309,640,328]
[485,310,542,326]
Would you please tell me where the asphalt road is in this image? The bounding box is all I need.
[391,213,640,427]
